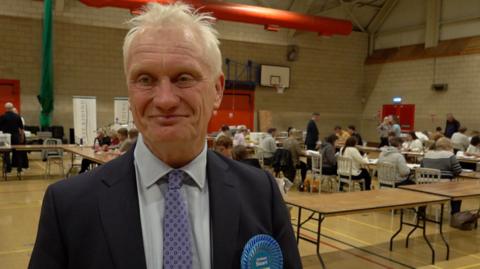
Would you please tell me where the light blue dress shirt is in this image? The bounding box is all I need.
[134,135,211,269]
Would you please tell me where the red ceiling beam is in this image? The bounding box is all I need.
[79,0,352,36]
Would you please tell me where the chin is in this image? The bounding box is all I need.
[145,127,198,145]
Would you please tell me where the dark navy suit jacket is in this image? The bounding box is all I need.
[29,147,302,269]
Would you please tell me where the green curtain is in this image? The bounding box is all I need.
[38,0,53,128]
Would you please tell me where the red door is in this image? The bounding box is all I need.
[382,104,415,131]
[0,80,21,113]
[208,89,255,132]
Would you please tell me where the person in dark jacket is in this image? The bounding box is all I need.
[320,134,338,175]
[0,102,25,172]
[347,125,363,146]
[304,112,320,150]
[444,113,460,138]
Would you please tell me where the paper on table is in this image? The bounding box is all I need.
[306,150,320,156]
[407,163,420,169]
[368,158,378,164]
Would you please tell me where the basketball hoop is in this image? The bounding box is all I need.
[274,84,285,94]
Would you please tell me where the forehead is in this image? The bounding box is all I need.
[128,26,203,60]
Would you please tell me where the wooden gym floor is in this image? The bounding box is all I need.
[1,153,480,269]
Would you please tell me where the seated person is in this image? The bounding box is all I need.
[320,134,338,175]
[128,128,139,142]
[339,136,371,190]
[402,131,423,152]
[215,124,231,140]
[80,130,111,173]
[378,137,414,186]
[346,125,363,146]
[283,128,308,190]
[214,135,233,159]
[232,145,261,169]
[451,127,469,153]
[233,127,247,146]
[117,128,134,153]
[421,137,463,214]
[334,125,350,145]
[260,128,277,166]
[109,131,120,147]
[465,135,480,157]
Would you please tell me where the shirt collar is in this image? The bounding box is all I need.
[134,134,207,189]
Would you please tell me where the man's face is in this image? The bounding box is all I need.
[125,26,224,147]
[447,114,453,121]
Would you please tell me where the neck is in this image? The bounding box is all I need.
[143,137,204,168]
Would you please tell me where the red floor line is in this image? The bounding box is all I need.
[300,232,396,269]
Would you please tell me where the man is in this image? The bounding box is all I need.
[283,128,308,191]
[0,102,24,172]
[29,3,301,269]
[79,130,111,173]
[378,137,413,187]
[260,127,277,165]
[304,112,319,150]
[116,127,134,153]
[444,113,460,138]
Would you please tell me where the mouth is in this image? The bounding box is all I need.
[148,114,188,125]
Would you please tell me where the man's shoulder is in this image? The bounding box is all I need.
[47,152,133,199]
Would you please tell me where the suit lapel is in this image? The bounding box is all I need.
[207,151,240,268]
[98,150,147,269]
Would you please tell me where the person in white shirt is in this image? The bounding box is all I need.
[339,136,371,190]
[465,135,480,157]
[451,127,469,152]
[233,127,247,146]
[402,131,423,152]
[260,128,277,165]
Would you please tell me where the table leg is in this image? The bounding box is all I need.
[405,209,420,248]
[296,207,302,244]
[420,211,435,264]
[438,204,450,260]
[66,152,76,178]
[390,208,404,251]
[317,215,326,269]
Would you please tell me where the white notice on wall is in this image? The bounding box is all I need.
[113,97,134,129]
[73,96,97,146]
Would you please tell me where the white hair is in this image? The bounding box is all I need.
[123,2,222,76]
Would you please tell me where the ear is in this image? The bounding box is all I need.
[213,73,225,109]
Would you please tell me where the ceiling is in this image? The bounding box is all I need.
[219,0,387,32]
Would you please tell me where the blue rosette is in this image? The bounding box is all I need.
[241,234,283,269]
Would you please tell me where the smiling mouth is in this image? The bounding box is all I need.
[148,115,187,124]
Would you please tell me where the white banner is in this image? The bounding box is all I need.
[73,96,97,146]
[113,97,135,129]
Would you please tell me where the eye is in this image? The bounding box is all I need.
[174,74,196,88]
[134,74,155,88]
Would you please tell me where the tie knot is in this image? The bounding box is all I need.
[167,169,185,189]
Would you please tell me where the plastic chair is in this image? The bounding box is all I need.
[311,154,336,192]
[337,156,365,192]
[253,146,264,168]
[43,138,65,179]
[377,162,398,188]
[414,168,441,184]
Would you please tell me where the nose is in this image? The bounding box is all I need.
[151,78,180,111]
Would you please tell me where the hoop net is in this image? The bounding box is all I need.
[273,84,285,94]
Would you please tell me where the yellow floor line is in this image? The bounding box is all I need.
[336,215,395,233]
[0,248,32,256]
[453,262,480,269]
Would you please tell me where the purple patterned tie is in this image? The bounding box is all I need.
[163,170,193,269]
